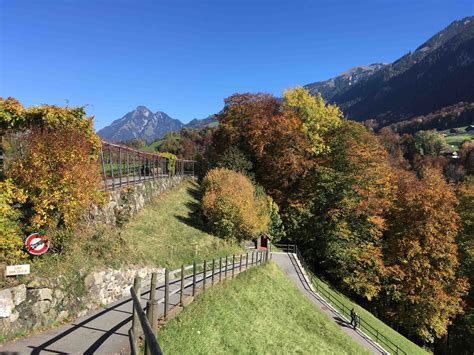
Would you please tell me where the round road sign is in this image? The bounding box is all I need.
[25,233,49,256]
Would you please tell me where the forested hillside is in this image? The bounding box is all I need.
[184,87,473,354]
[305,16,474,132]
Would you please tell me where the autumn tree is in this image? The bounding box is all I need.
[384,167,468,342]
[0,97,101,230]
[378,127,407,168]
[446,183,474,354]
[282,86,342,155]
[293,121,395,300]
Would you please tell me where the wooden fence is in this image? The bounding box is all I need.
[129,249,270,355]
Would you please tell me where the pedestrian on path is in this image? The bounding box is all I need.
[353,311,360,330]
[350,308,360,329]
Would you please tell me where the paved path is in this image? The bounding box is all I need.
[271,252,387,355]
[1,257,257,355]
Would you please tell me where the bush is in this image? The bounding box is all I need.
[158,152,177,175]
[0,179,27,264]
[202,168,270,242]
[1,97,102,230]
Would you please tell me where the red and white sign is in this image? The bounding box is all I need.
[25,233,49,255]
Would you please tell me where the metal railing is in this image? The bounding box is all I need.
[129,249,269,355]
[100,141,196,191]
[275,244,406,355]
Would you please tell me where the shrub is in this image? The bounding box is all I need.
[201,168,270,242]
[0,179,27,264]
[267,197,285,242]
[158,152,177,175]
[1,97,102,230]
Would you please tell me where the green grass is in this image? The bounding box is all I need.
[31,181,241,286]
[306,272,428,355]
[121,181,242,268]
[158,262,369,355]
[144,139,164,152]
[439,126,473,149]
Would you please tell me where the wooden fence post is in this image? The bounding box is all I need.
[131,276,142,350]
[219,257,222,282]
[246,252,249,269]
[164,269,169,319]
[203,260,207,291]
[225,256,228,278]
[251,251,254,265]
[232,254,235,278]
[239,254,242,272]
[192,261,196,296]
[211,259,215,285]
[180,264,185,306]
[145,273,158,355]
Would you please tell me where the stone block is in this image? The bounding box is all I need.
[10,285,26,306]
[0,288,14,318]
[31,288,53,301]
[32,300,51,316]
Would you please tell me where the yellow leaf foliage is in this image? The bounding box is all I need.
[0,179,28,264]
[1,97,102,230]
[202,168,270,242]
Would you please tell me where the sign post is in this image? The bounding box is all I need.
[25,233,49,256]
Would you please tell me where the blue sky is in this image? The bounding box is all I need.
[0,0,472,130]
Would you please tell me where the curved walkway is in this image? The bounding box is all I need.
[271,252,387,355]
[0,260,251,355]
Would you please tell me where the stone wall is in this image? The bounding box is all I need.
[89,176,190,226]
[0,266,164,339]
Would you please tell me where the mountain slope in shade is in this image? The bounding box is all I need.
[304,16,474,129]
[98,106,183,143]
[304,63,386,101]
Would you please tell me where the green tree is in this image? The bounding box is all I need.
[414,130,447,156]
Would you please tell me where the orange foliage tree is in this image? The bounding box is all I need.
[1,97,101,231]
[384,167,468,341]
[306,121,395,300]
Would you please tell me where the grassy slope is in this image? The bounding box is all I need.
[33,181,240,286]
[440,126,473,149]
[158,262,369,355]
[307,272,428,355]
[143,139,163,152]
[121,181,241,268]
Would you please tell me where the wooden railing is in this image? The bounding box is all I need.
[129,249,270,355]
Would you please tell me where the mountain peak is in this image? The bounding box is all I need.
[98,108,183,143]
[304,15,474,129]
